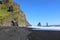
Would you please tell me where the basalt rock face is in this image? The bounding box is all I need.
[0,0,30,26]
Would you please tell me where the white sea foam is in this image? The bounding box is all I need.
[28,26,60,31]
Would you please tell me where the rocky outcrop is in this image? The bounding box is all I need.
[0,0,30,26]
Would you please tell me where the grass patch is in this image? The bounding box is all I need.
[0,9,12,19]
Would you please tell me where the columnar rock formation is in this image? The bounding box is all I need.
[0,0,30,26]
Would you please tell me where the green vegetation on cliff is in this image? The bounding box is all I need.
[0,0,30,26]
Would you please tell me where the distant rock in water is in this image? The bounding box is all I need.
[37,22,41,26]
[0,0,30,27]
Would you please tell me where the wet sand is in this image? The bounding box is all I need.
[28,30,60,40]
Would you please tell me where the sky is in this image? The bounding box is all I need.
[14,0,60,26]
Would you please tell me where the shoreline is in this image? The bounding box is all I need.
[0,27,60,40]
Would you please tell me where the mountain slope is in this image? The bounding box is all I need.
[0,0,30,26]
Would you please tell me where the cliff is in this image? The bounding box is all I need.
[0,0,30,26]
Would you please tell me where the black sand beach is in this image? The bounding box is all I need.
[0,27,31,40]
[0,27,60,40]
[28,30,60,40]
